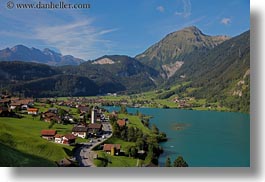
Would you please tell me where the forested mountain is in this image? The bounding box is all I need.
[59,55,162,94]
[164,30,250,112]
[0,55,162,96]
[0,45,84,66]
[11,75,99,97]
[136,26,229,78]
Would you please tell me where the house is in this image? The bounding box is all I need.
[63,134,76,145]
[79,112,86,120]
[10,99,34,110]
[78,106,90,113]
[54,134,76,145]
[48,108,58,114]
[72,126,89,139]
[54,134,64,143]
[0,106,11,117]
[9,102,21,110]
[0,98,11,106]
[63,115,75,123]
[117,119,126,127]
[41,130,57,141]
[88,123,102,136]
[27,108,39,115]
[42,111,61,123]
[103,144,121,156]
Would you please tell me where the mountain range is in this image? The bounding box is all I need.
[0,45,84,66]
[0,26,250,112]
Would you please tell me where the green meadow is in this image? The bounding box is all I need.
[0,115,74,167]
[94,151,140,167]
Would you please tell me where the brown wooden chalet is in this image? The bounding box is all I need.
[41,130,57,141]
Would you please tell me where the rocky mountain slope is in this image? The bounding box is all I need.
[136,26,230,78]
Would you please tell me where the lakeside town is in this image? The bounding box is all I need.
[1,93,186,167]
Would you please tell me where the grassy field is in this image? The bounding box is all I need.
[94,151,140,167]
[0,143,56,167]
[92,132,137,167]
[103,137,136,149]
[118,113,151,134]
[0,115,74,167]
[34,102,79,117]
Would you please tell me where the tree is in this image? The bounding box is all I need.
[165,157,171,167]
[58,108,66,119]
[120,105,128,114]
[143,119,150,128]
[112,121,120,137]
[135,138,144,150]
[173,156,189,167]
[39,112,44,121]
[151,124,159,135]
[48,120,55,129]
[120,128,127,140]
[97,153,108,167]
[135,110,139,116]
[127,127,135,142]
[129,146,137,158]
[135,129,143,139]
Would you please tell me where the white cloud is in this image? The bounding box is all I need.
[221,18,232,25]
[175,0,191,18]
[156,6,165,13]
[0,2,119,60]
[33,19,118,60]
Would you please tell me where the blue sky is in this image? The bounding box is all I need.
[0,0,250,60]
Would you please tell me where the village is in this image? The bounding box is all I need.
[0,93,165,167]
[0,94,129,167]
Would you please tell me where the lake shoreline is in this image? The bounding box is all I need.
[104,106,250,167]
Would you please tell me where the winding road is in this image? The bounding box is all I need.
[74,122,112,167]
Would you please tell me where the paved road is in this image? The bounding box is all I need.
[74,122,112,167]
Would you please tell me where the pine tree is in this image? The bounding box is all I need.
[165,157,171,167]
[173,156,188,167]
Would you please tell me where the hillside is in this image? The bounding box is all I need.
[165,30,250,112]
[0,116,74,167]
[10,74,99,97]
[0,61,59,81]
[60,55,163,94]
[1,55,161,97]
[0,143,55,167]
[136,26,229,78]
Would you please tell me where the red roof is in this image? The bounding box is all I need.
[44,112,57,118]
[54,134,63,138]
[117,120,126,127]
[88,123,102,129]
[64,134,76,140]
[27,108,39,112]
[41,130,57,136]
[103,144,121,151]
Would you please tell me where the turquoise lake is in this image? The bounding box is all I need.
[104,107,250,167]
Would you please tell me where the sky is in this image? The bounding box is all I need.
[0,0,250,60]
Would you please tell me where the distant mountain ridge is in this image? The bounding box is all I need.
[0,45,84,66]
